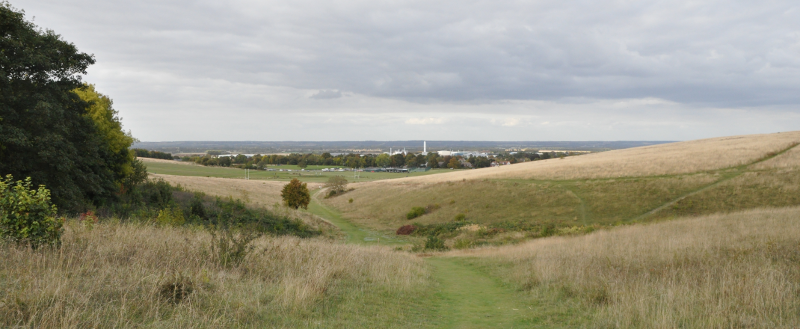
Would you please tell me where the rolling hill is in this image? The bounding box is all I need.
[322,131,800,236]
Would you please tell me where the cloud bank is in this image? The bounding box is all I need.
[13,0,800,141]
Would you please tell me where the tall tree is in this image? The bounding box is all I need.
[0,3,132,211]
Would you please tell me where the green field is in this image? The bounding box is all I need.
[144,160,450,183]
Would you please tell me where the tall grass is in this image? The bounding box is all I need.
[461,207,800,328]
[0,221,429,328]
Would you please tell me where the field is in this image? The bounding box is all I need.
[323,131,800,239]
[142,158,449,184]
[6,131,800,328]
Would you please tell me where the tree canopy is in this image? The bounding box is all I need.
[0,3,136,212]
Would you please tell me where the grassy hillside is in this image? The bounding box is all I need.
[455,207,800,328]
[0,221,433,328]
[323,131,800,242]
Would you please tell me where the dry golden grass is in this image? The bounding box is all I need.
[455,207,800,328]
[151,173,323,208]
[750,142,800,170]
[387,131,800,183]
[0,221,429,328]
[655,167,800,219]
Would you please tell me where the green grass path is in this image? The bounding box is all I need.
[307,191,539,328]
[308,190,408,245]
[426,257,535,328]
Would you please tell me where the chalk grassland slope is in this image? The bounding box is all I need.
[323,131,800,232]
[395,131,800,182]
[151,173,324,208]
[0,222,433,328]
[455,207,800,328]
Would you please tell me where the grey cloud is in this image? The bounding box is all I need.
[17,0,800,107]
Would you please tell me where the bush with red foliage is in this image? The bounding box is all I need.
[396,225,417,235]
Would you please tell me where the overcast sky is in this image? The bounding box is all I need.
[13,0,800,141]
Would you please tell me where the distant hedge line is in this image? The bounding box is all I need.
[133,149,174,160]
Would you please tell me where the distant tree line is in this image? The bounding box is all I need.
[182,149,574,171]
[133,149,174,160]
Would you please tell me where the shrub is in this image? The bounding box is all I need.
[79,210,98,230]
[396,225,417,235]
[324,176,348,194]
[156,207,185,226]
[406,207,426,220]
[209,228,261,268]
[411,221,470,237]
[424,236,448,251]
[348,198,353,203]
[540,223,556,237]
[454,213,466,222]
[0,175,62,249]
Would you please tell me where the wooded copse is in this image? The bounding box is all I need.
[0,3,145,213]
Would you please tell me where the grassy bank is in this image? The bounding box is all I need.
[322,136,800,247]
[456,207,800,328]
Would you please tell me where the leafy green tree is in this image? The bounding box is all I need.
[234,154,248,164]
[376,153,391,167]
[405,153,418,167]
[297,160,308,169]
[426,153,439,168]
[391,154,405,167]
[0,4,134,211]
[448,157,461,169]
[74,84,136,178]
[281,178,310,209]
[0,175,62,249]
[325,176,348,193]
[345,156,360,169]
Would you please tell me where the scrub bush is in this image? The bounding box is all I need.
[0,175,62,249]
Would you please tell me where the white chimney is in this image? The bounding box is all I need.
[424,141,427,153]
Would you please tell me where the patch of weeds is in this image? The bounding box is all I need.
[453,213,466,222]
[540,223,556,237]
[453,238,472,249]
[425,204,441,213]
[159,273,195,304]
[209,228,261,268]
[348,198,353,203]
[424,236,448,251]
[411,222,470,237]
